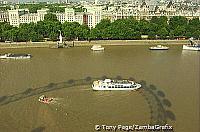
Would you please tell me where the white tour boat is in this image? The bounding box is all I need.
[183,38,200,51]
[92,79,142,91]
[91,45,104,51]
[149,45,169,50]
[0,53,32,59]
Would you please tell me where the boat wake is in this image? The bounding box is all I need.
[50,98,66,105]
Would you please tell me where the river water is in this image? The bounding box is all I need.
[0,45,199,132]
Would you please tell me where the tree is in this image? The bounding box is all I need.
[0,22,13,41]
[90,28,101,40]
[174,26,186,37]
[148,31,156,39]
[193,30,200,39]
[49,32,58,41]
[19,4,45,13]
[62,22,80,40]
[48,5,65,13]
[157,27,168,39]
[138,19,149,35]
[186,18,200,38]
[29,31,42,42]
[169,16,188,30]
[42,20,61,40]
[75,24,90,40]
[169,30,175,39]
[94,19,111,39]
[185,32,193,38]
[44,13,58,22]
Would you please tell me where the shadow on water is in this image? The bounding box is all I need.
[0,76,176,126]
[0,96,7,103]
[163,99,172,107]
[157,90,165,97]
[31,127,45,132]
[139,80,176,126]
[165,110,176,121]
[149,84,157,90]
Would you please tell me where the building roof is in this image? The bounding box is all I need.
[167,1,173,8]
[141,2,147,8]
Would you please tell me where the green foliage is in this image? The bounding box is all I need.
[48,5,65,13]
[74,7,86,12]
[174,26,186,37]
[62,22,81,40]
[0,16,199,42]
[0,6,11,11]
[19,3,66,13]
[76,24,90,40]
[44,13,58,22]
[148,31,156,39]
[138,19,150,35]
[193,30,200,38]
[186,18,200,38]
[94,19,111,39]
[157,27,168,39]
[169,16,188,30]
[19,4,45,13]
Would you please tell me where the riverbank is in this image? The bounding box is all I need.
[0,40,188,49]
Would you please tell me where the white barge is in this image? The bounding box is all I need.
[0,53,32,59]
[91,45,104,51]
[183,38,200,51]
[92,79,142,91]
[149,45,169,50]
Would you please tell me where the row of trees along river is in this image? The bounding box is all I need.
[0,13,200,42]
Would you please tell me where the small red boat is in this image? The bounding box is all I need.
[38,95,54,104]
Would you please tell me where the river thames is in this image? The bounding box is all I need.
[0,45,199,132]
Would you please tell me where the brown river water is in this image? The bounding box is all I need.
[0,45,199,132]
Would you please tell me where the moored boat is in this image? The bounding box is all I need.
[0,53,32,59]
[91,45,104,51]
[92,79,141,91]
[183,45,200,51]
[149,45,169,50]
[183,38,200,51]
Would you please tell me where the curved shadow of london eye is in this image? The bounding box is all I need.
[0,76,176,126]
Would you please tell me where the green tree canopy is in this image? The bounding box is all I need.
[44,13,58,22]
[62,22,80,40]
[169,16,188,30]
[157,27,168,39]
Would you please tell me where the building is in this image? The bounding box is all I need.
[0,0,8,4]
[5,1,200,28]
[102,1,200,22]
[0,11,9,22]
[84,6,102,28]
[8,9,48,27]
[37,9,49,21]
[8,9,28,27]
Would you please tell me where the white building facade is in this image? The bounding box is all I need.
[0,11,9,22]
[8,8,48,27]
[5,1,200,28]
